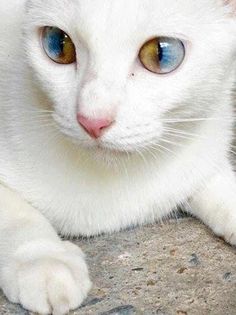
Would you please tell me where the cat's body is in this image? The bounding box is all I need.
[0,0,236,314]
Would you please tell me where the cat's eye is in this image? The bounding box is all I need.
[42,27,76,64]
[139,37,185,74]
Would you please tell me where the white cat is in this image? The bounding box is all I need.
[0,0,236,314]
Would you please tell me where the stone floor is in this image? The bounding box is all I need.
[0,218,236,315]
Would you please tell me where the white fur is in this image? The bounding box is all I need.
[0,0,236,313]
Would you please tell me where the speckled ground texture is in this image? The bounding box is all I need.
[0,218,236,315]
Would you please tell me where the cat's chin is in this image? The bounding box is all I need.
[86,144,133,165]
[79,141,146,169]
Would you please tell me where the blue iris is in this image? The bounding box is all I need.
[158,38,185,73]
[43,27,64,59]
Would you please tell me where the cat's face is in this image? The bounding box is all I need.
[24,0,236,160]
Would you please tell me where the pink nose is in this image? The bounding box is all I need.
[77,114,113,139]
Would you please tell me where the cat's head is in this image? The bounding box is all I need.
[23,0,236,162]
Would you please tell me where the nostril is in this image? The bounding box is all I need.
[77,114,114,139]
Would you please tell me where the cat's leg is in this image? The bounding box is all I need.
[188,161,236,245]
[0,185,91,315]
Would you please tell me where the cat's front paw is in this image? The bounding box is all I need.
[0,240,92,315]
[219,220,236,246]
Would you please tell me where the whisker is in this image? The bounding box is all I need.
[160,138,186,148]
[161,116,233,123]
[164,127,204,139]
[149,142,177,157]
[163,131,201,142]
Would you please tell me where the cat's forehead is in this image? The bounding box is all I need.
[27,0,226,35]
[26,0,230,49]
[74,0,221,19]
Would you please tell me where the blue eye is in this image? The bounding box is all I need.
[139,37,185,74]
[42,27,76,64]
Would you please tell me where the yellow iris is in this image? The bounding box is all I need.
[58,33,76,64]
[139,38,161,74]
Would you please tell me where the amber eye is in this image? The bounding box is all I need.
[139,37,185,74]
[42,26,76,64]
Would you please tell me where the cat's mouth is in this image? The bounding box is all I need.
[59,125,133,156]
[53,114,159,160]
[53,114,129,154]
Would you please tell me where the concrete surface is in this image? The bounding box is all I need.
[0,218,236,315]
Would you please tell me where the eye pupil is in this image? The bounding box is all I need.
[42,27,76,65]
[157,42,163,62]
